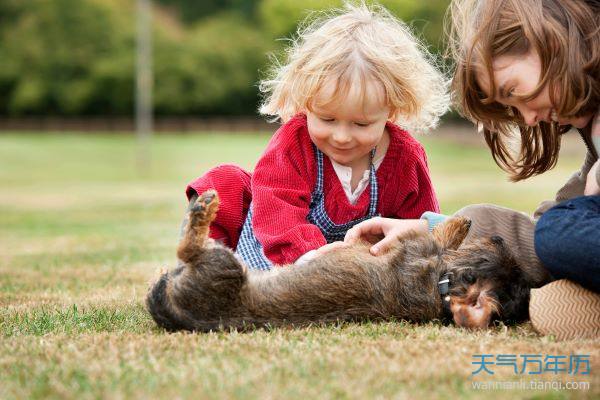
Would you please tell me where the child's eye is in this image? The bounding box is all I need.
[355,122,371,127]
[506,88,515,98]
[319,117,334,122]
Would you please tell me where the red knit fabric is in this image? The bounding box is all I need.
[187,114,439,264]
[186,164,251,249]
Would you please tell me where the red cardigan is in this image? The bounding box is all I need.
[249,114,439,264]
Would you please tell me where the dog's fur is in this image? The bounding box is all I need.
[146,190,546,332]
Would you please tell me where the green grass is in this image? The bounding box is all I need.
[0,128,597,399]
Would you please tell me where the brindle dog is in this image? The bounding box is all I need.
[146,190,545,332]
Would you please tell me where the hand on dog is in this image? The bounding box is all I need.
[295,241,351,265]
[344,217,428,256]
[316,241,350,256]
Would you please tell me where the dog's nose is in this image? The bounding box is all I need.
[490,236,504,246]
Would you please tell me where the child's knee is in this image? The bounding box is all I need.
[535,209,569,266]
[185,164,252,249]
[534,202,596,280]
[186,164,251,200]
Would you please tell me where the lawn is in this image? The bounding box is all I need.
[0,127,597,399]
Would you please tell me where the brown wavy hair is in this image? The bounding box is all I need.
[446,0,600,181]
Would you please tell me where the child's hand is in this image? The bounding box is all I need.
[584,159,600,196]
[295,242,351,265]
[344,217,428,256]
[315,241,350,257]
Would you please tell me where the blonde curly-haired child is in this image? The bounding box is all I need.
[186,2,449,270]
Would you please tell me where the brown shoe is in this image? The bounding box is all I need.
[530,280,600,340]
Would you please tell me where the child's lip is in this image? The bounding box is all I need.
[331,146,354,151]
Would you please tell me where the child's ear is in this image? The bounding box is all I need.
[431,217,472,250]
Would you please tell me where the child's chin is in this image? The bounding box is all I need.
[327,152,362,167]
[330,156,352,166]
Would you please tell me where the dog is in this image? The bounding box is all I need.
[146,190,544,332]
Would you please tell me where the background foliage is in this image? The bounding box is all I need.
[0,0,449,116]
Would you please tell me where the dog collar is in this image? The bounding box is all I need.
[438,272,453,323]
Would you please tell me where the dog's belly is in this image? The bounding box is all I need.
[239,247,399,322]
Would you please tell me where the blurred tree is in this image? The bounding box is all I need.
[155,0,258,23]
[0,0,134,115]
[380,0,449,52]
[153,12,270,115]
[259,0,448,52]
[0,0,450,117]
[258,0,340,40]
[0,0,24,29]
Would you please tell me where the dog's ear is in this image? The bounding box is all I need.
[431,217,471,250]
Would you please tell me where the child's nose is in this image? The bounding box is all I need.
[331,127,352,144]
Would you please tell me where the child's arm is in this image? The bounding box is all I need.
[390,143,440,219]
[344,217,429,255]
[251,120,327,265]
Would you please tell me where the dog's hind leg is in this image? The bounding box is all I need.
[177,189,220,264]
[148,189,251,331]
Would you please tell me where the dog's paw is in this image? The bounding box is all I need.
[190,190,220,225]
[432,216,472,251]
[452,216,472,236]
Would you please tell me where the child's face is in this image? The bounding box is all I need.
[306,78,391,167]
[477,50,593,129]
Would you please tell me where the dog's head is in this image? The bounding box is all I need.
[445,236,531,329]
[430,218,531,329]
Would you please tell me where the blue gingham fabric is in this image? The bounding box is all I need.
[236,206,274,271]
[236,145,379,271]
[306,146,379,242]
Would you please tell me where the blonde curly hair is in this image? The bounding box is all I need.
[259,2,449,133]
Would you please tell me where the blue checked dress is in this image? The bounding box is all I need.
[236,145,380,271]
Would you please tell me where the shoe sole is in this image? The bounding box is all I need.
[530,279,600,340]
